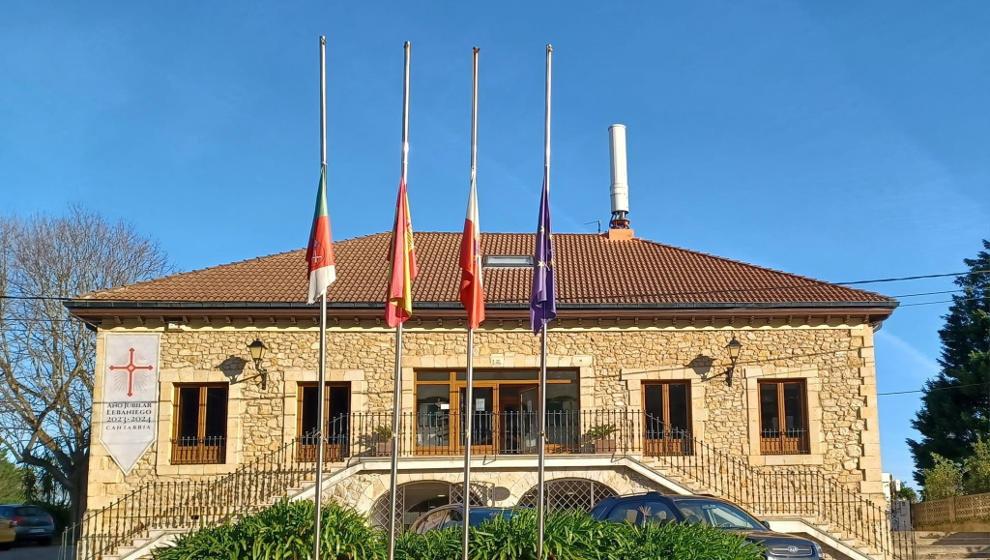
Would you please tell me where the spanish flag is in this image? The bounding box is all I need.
[386,177,417,326]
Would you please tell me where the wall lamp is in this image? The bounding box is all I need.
[725,336,742,386]
[247,339,268,390]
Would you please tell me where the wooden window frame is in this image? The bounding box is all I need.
[296,382,350,462]
[758,379,810,455]
[412,369,579,456]
[171,383,228,465]
[641,381,691,456]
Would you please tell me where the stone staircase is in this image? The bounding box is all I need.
[912,532,990,559]
[64,425,905,560]
[639,455,897,560]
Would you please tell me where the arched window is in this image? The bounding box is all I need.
[370,481,488,532]
[517,478,617,512]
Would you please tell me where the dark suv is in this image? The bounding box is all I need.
[590,493,822,560]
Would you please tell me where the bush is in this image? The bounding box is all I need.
[922,453,964,500]
[963,437,990,495]
[156,500,764,560]
[156,500,384,560]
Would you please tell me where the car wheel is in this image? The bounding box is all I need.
[0,542,11,550]
[38,537,53,546]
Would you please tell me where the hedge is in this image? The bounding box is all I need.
[154,499,763,560]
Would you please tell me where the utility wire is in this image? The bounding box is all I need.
[877,382,990,397]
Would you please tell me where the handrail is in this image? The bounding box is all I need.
[60,409,914,560]
[63,437,314,560]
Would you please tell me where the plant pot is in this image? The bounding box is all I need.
[374,441,393,457]
[593,438,617,454]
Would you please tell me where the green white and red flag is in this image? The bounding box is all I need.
[306,166,336,303]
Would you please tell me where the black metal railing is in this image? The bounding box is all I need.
[60,409,914,560]
[62,437,317,560]
[643,423,913,560]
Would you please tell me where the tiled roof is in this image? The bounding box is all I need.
[71,232,896,311]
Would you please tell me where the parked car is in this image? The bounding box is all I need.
[0,513,14,550]
[409,505,525,534]
[590,492,823,560]
[0,505,55,546]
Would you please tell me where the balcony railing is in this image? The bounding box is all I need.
[62,408,916,560]
[170,436,226,465]
[295,410,668,459]
[759,428,811,455]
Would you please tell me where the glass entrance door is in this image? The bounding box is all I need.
[459,387,495,454]
[517,386,540,453]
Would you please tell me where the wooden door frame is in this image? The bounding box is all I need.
[413,369,576,456]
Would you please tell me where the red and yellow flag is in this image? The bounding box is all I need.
[459,181,484,329]
[386,177,417,326]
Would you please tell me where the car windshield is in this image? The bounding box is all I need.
[672,499,764,530]
[14,507,45,517]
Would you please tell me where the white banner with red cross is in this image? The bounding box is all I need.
[100,333,161,475]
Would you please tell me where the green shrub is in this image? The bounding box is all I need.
[963,437,990,495]
[923,453,965,500]
[156,500,764,560]
[156,500,384,560]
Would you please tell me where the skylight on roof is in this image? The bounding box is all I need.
[483,255,533,268]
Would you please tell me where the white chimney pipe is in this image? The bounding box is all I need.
[609,124,630,228]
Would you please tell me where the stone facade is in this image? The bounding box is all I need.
[85,316,884,517]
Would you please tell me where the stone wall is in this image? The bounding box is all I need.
[85,318,883,511]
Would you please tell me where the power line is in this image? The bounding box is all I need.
[837,269,990,285]
[899,296,988,308]
[877,382,989,397]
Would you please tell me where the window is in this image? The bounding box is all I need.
[672,499,764,530]
[758,380,809,455]
[412,369,579,455]
[297,382,350,461]
[171,384,228,464]
[605,500,678,526]
[482,255,533,268]
[642,382,691,456]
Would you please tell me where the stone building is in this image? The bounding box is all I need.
[67,228,898,559]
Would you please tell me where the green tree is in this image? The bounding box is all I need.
[963,437,990,494]
[922,453,964,500]
[895,486,918,503]
[0,452,25,503]
[909,240,990,487]
[0,207,170,521]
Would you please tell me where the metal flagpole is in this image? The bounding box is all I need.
[312,35,328,560]
[462,46,480,560]
[536,43,552,560]
[387,40,411,560]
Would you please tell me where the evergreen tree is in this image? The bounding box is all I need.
[0,452,25,503]
[909,240,990,487]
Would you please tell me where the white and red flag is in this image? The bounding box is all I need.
[306,166,336,303]
[459,178,485,329]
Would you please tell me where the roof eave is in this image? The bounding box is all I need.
[64,299,897,322]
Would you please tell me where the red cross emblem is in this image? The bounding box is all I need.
[108,348,154,397]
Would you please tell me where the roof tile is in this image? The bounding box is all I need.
[75,232,894,307]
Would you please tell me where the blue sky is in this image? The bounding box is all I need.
[2,1,988,487]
